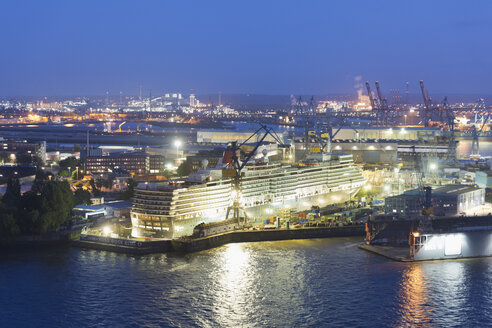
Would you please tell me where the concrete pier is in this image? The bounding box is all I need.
[172,225,365,253]
[358,244,411,262]
[72,225,365,254]
[72,235,172,255]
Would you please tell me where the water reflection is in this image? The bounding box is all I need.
[458,139,492,157]
[212,244,255,326]
[395,265,433,327]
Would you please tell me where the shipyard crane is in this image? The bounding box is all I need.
[419,80,432,127]
[365,81,377,111]
[118,121,126,132]
[473,98,488,125]
[295,96,304,115]
[224,125,289,225]
[471,115,489,157]
[441,97,457,160]
[308,96,315,114]
[375,81,390,126]
[411,146,433,216]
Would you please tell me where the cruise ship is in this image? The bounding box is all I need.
[131,151,366,239]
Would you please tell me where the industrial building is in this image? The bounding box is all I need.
[197,130,285,144]
[475,171,492,189]
[0,139,46,163]
[331,142,398,164]
[332,126,441,142]
[384,185,485,217]
[85,152,166,174]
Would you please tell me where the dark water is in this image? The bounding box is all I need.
[1,238,491,327]
[458,139,492,158]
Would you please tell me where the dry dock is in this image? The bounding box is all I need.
[73,225,365,254]
[358,244,412,262]
[172,225,365,253]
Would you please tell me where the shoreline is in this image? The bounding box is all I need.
[72,225,365,255]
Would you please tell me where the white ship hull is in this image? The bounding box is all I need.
[131,153,366,239]
[131,187,361,239]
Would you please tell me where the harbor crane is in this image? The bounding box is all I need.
[224,125,289,225]
[471,115,489,157]
[366,81,390,126]
[375,81,389,125]
[471,98,490,157]
[365,81,377,111]
[419,80,432,127]
[296,96,304,115]
[118,121,126,132]
[473,98,488,125]
[441,97,457,160]
[308,96,315,114]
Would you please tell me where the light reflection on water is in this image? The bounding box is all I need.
[458,139,492,157]
[2,239,492,327]
[394,265,434,327]
[212,243,254,326]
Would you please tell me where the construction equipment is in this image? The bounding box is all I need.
[224,125,289,225]
[441,97,457,160]
[365,82,377,111]
[419,80,432,127]
[118,121,126,132]
[375,81,390,126]
[471,117,489,157]
[296,96,304,115]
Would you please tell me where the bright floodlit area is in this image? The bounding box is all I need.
[2,0,492,327]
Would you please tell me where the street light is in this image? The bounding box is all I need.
[174,140,182,164]
[404,114,407,125]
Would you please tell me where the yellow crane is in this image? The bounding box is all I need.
[118,121,126,132]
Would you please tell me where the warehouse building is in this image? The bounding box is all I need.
[384,185,485,217]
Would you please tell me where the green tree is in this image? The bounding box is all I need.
[123,179,138,200]
[16,153,33,165]
[177,162,191,177]
[90,179,102,197]
[3,178,21,209]
[0,206,20,240]
[32,155,44,168]
[37,181,74,233]
[0,152,10,164]
[74,188,91,205]
[58,156,80,171]
[18,190,41,234]
[102,175,114,189]
[32,169,47,193]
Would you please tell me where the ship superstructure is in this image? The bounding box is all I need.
[131,152,365,239]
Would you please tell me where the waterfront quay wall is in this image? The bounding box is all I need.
[0,230,80,249]
[73,234,172,255]
[172,225,365,253]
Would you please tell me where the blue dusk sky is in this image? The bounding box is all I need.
[1,0,491,97]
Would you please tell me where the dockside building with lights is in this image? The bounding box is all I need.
[384,185,485,217]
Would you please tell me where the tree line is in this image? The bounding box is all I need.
[0,171,75,239]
